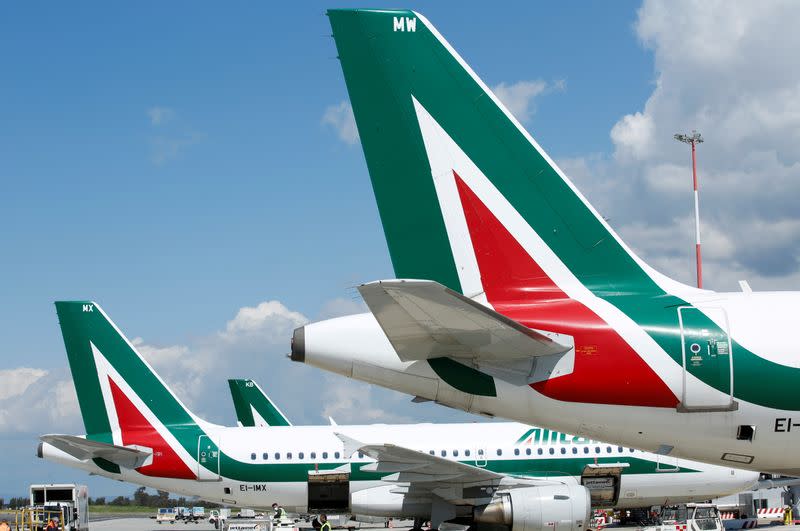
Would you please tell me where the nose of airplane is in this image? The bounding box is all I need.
[290,327,305,362]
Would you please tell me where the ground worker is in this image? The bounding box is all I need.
[272,503,286,521]
[785,506,792,526]
[320,514,331,531]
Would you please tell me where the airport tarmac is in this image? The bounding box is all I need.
[91,519,215,531]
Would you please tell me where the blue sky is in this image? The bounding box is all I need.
[4,0,800,500]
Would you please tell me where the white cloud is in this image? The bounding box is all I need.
[320,376,412,424]
[147,107,175,126]
[322,101,359,145]
[492,79,565,123]
[564,0,800,290]
[0,368,47,400]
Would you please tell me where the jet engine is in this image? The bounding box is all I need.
[473,484,591,531]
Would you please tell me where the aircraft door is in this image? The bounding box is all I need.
[678,306,735,412]
[197,434,221,481]
[581,463,627,507]
[475,447,487,468]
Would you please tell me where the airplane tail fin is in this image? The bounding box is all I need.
[55,301,211,478]
[328,9,685,301]
[228,379,292,427]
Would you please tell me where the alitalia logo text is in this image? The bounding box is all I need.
[516,428,596,446]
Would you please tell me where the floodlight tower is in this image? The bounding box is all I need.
[674,130,704,289]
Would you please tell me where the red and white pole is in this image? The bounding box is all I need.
[691,140,702,289]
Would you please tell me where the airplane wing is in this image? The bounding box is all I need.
[337,432,502,484]
[41,434,152,469]
[358,280,571,362]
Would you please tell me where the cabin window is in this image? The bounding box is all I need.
[322,452,328,459]
[441,450,447,457]
[584,447,589,454]
[496,449,502,456]
[617,446,623,453]
[429,450,435,455]
[560,448,566,455]
[274,452,280,460]
[572,448,577,455]
[358,452,364,459]
[287,452,292,460]
[594,447,600,454]
[525,448,531,456]
[465,450,471,457]
[251,453,256,460]
[629,448,635,453]
[453,450,459,457]
[538,448,543,455]
[299,452,304,459]
[335,452,340,459]
[606,447,612,453]
[310,452,316,459]
[514,448,520,456]
[548,448,554,455]
[262,453,268,460]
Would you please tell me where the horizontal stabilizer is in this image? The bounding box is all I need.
[358,280,570,362]
[41,434,152,469]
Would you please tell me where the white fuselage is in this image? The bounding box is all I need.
[298,289,800,476]
[41,421,758,512]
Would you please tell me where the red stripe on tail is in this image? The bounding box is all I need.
[108,378,196,479]
[454,171,677,407]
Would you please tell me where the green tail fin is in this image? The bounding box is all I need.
[328,9,668,296]
[228,379,292,427]
[55,301,200,436]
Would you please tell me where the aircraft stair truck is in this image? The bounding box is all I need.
[28,484,88,531]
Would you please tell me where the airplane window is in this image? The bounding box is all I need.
[429,450,435,455]
[594,447,600,454]
[358,452,364,458]
[478,449,484,456]
[525,448,531,456]
[287,452,293,460]
[583,447,589,454]
[548,448,554,455]
[299,452,304,459]
[274,453,280,460]
[572,448,577,455]
[335,452,340,459]
[262,453,268,460]
[322,452,328,459]
[618,447,623,453]
[496,449,502,456]
[606,447,612,453]
[514,449,520,456]
[453,450,459,457]
[250,453,256,461]
[538,448,543,455]
[465,450,471,457]
[310,452,316,459]
[629,448,635,453]
[560,448,566,455]
[441,450,447,457]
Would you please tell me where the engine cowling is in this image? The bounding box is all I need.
[474,484,591,531]
[350,485,431,517]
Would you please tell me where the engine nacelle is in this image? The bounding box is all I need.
[350,485,431,518]
[474,484,591,531]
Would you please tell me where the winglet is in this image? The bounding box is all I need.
[334,432,364,458]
